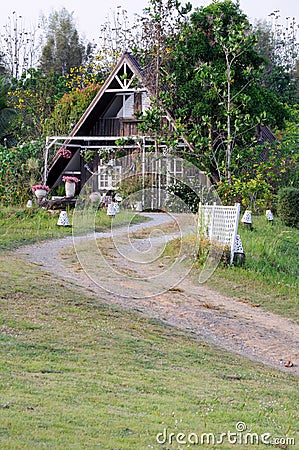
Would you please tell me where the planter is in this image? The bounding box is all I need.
[135,201,143,212]
[65,181,76,198]
[34,189,48,200]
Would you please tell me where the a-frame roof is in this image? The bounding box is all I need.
[69,51,148,138]
[46,52,196,187]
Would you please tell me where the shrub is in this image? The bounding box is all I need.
[216,175,274,212]
[44,84,101,137]
[0,141,44,205]
[277,187,299,228]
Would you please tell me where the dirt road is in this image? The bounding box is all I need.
[17,213,299,375]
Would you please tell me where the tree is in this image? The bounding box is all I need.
[97,7,136,64]
[135,0,192,94]
[39,8,89,76]
[161,0,289,182]
[254,17,298,104]
[0,140,44,205]
[0,11,41,79]
[43,83,101,138]
[7,68,68,141]
[0,51,6,75]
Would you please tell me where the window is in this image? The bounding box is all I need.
[98,165,122,190]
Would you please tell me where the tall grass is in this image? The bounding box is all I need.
[208,217,299,321]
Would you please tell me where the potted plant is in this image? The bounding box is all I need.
[31,184,50,200]
[56,147,72,159]
[62,175,80,198]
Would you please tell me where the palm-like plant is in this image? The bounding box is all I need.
[0,76,17,144]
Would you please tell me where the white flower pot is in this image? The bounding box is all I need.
[65,181,76,198]
[34,189,47,200]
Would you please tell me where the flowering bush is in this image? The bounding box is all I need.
[31,184,50,193]
[57,147,72,159]
[44,84,101,137]
[62,176,80,183]
[216,175,274,212]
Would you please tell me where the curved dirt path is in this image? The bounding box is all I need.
[17,213,299,375]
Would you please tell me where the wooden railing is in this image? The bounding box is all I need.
[91,118,140,137]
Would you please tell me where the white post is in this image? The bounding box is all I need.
[230,203,240,265]
[43,137,49,185]
[142,137,145,207]
[209,202,216,241]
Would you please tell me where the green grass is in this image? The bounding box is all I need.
[164,215,299,322]
[0,209,298,448]
[0,207,72,250]
[0,206,146,251]
[208,216,299,321]
[0,254,298,449]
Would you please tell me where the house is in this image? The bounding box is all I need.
[45,52,208,208]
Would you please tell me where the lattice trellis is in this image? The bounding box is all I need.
[198,203,240,265]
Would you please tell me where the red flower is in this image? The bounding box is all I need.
[57,147,72,159]
[31,184,50,192]
[62,176,80,183]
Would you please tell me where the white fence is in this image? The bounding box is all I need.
[198,203,240,265]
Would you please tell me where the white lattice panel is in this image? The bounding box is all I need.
[198,203,240,264]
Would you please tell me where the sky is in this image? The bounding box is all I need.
[1,0,299,42]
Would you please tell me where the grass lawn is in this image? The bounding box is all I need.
[0,206,146,251]
[0,208,298,448]
[0,253,298,449]
[164,215,299,322]
[207,216,299,322]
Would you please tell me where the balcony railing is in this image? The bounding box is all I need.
[92,118,140,137]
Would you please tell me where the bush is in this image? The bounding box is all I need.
[277,187,299,228]
[0,141,44,205]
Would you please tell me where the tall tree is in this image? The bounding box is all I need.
[39,8,89,76]
[135,0,191,94]
[161,0,289,182]
[0,11,41,79]
[254,17,298,104]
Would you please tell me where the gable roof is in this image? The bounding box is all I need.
[69,52,146,138]
[46,52,195,186]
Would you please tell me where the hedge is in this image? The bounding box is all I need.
[277,187,299,228]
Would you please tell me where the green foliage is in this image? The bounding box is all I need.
[166,180,201,213]
[0,141,44,205]
[0,76,17,144]
[216,174,274,212]
[277,187,299,228]
[159,0,289,181]
[44,84,100,137]
[8,69,69,141]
